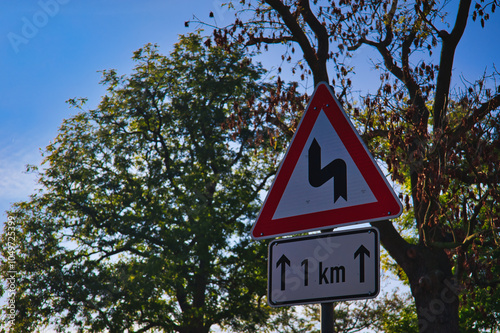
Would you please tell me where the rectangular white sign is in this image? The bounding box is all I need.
[268,227,379,307]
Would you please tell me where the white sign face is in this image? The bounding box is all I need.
[268,228,379,307]
[273,109,377,220]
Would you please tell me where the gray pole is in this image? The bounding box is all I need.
[321,302,335,333]
[321,227,336,333]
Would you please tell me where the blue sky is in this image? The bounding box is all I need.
[0,1,498,331]
[0,1,499,223]
[0,0,233,220]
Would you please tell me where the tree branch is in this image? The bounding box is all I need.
[360,129,389,143]
[431,228,500,250]
[265,0,329,84]
[370,220,412,271]
[433,0,472,130]
[266,113,295,139]
[246,35,295,46]
[381,0,398,47]
[451,93,500,138]
[448,163,500,185]
[347,0,397,51]
[298,0,329,84]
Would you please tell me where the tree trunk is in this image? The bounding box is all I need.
[372,220,460,333]
[407,245,460,333]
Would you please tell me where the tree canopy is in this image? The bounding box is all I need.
[0,33,294,333]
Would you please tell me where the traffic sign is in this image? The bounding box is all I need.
[251,82,402,239]
[268,227,379,307]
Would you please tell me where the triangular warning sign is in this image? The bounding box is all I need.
[251,82,402,240]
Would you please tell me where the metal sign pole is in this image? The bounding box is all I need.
[321,302,335,333]
[321,227,335,333]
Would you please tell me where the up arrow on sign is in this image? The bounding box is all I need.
[354,245,370,283]
[276,254,290,291]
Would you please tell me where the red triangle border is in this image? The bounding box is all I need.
[251,83,402,239]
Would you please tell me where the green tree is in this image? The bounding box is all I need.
[199,1,500,332]
[0,34,294,332]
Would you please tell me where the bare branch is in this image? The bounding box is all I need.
[265,0,329,84]
[381,0,398,47]
[434,0,473,130]
[370,220,411,270]
[451,93,500,138]
[298,0,329,72]
[361,129,389,143]
[246,35,295,45]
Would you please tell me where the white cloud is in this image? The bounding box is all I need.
[0,141,42,215]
